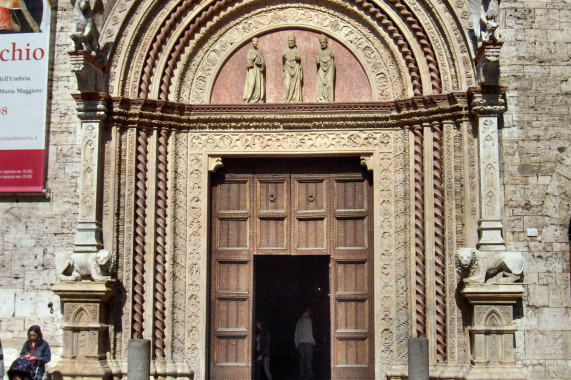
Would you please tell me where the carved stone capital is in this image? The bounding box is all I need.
[470,91,506,116]
[475,42,503,86]
[69,51,106,93]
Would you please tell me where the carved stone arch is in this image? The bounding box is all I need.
[484,309,504,326]
[73,307,90,324]
[173,2,414,103]
[102,0,476,100]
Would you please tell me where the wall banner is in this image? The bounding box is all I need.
[0,0,50,193]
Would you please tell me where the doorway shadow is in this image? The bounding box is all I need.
[255,255,331,380]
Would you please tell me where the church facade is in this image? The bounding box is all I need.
[0,0,570,379]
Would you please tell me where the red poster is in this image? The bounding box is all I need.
[0,0,50,193]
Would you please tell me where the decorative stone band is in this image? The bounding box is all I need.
[104,93,471,130]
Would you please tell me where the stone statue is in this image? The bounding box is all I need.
[243,37,266,103]
[455,247,524,284]
[55,249,113,281]
[71,0,100,55]
[316,34,335,102]
[479,0,499,43]
[282,34,303,103]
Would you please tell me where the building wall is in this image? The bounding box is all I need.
[0,1,569,379]
[0,2,77,373]
[500,0,571,378]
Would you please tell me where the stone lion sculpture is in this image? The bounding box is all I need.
[70,0,100,55]
[455,247,524,284]
[55,249,112,282]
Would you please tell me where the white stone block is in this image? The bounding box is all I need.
[0,289,16,317]
[14,291,59,318]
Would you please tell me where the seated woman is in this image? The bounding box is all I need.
[18,326,50,380]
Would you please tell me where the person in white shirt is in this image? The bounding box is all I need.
[294,307,316,380]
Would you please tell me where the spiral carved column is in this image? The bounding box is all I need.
[139,0,199,97]
[159,0,240,100]
[432,121,447,362]
[354,0,422,95]
[413,125,427,337]
[132,129,149,339]
[154,128,170,359]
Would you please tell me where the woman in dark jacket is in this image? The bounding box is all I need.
[19,326,50,380]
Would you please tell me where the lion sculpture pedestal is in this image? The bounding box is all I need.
[462,282,526,380]
[49,282,114,380]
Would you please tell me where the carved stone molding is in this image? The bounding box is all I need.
[98,93,481,378]
[177,3,409,103]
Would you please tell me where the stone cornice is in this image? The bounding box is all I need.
[107,93,470,129]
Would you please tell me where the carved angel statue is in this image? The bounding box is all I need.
[55,249,114,282]
[70,0,100,55]
[479,0,499,43]
[243,37,265,103]
[455,247,524,284]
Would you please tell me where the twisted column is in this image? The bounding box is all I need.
[354,0,422,95]
[432,121,447,362]
[413,125,426,337]
[154,128,170,359]
[132,129,148,339]
[139,0,198,97]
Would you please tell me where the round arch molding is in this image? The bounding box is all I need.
[102,0,476,102]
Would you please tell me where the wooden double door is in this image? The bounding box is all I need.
[210,157,374,379]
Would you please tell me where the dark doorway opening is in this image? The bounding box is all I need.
[255,256,331,380]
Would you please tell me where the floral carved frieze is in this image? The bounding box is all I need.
[177,3,409,103]
[185,131,394,152]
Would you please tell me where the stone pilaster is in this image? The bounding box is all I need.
[462,284,526,380]
[49,282,114,380]
[471,43,507,251]
[70,51,109,255]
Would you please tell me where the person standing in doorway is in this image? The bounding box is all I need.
[255,320,273,380]
[295,307,316,380]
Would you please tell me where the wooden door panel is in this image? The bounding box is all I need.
[217,218,249,249]
[335,218,367,248]
[335,261,368,293]
[293,177,327,254]
[296,180,325,212]
[211,158,373,379]
[335,179,366,210]
[211,171,253,380]
[296,218,326,249]
[256,177,289,254]
[218,181,249,212]
[216,261,249,293]
[331,173,374,379]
